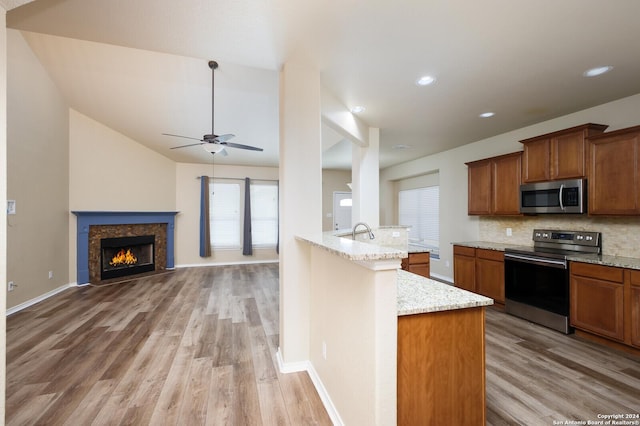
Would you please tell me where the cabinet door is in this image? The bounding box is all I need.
[408,263,430,278]
[454,246,476,292]
[552,132,586,180]
[631,284,640,348]
[522,138,550,183]
[570,275,624,341]
[475,250,505,304]
[589,131,640,215]
[492,153,522,215]
[467,160,492,215]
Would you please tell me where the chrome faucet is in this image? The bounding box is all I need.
[352,222,375,240]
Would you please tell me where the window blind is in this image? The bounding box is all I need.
[398,186,439,256]
[209,182,241,248]
[250,183,279,247]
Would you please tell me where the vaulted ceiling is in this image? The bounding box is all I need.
[6,0,640,169]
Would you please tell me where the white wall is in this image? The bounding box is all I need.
[381,93,640,281]
[6,29,70,307]
[174,162,279,266]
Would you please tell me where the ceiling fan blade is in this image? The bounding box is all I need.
[218,148,228,157]
[163,133,203,142]
[170,142,205,149]
[215,134,235,143]
[221,141,264,151]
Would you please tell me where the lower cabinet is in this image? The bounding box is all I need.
[453,245,505,304]
[630,271,640,348]
[398,307,486,425]
[401,252,430,278]
[476,249,505,304]
[570,262,625,342]
[453,246,476,292]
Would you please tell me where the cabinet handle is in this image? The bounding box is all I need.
[559,184,565,211]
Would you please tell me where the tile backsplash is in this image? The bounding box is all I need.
[479,216,640,258]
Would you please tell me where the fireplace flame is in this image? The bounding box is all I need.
[110,248,138,267]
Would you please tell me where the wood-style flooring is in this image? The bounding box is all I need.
[485,308,640,426]
[6,264,640,425]
[6,264,331,425]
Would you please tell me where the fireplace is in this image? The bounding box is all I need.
[72,211,178,285]
[100,235,155,280]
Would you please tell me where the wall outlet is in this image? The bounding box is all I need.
[48,270,54,279]
[446,260,450,268]
[506,227,513,237]
[8,281,16,292]
[322,341,327,360]
[392,231,400,237]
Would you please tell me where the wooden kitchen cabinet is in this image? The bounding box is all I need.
[630,271,640,348]
[453,246,505,304]
[453,245,476,292]
[398,307,486,425]
[467,152,521,216]
[588,125,640,215]
[520,123,608,183]
[401,252,430,278]
[475,249,505,304]
[570,262,625,342]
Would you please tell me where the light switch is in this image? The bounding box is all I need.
[7,200,16,215]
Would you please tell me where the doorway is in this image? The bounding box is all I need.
[333,191,352,231]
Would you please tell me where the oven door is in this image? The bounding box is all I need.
[504,253,569,316]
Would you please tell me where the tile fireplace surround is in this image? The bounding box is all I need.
[72,211,178,285]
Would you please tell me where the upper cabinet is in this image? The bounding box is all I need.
[588,125,640,215]
[467,152,522,215]
[520,123,608,183]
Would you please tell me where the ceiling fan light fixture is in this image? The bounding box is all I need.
[416,75,436,86]
[202,143,224,153]
[583,66,613,77]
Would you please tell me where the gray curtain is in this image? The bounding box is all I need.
[242,177,253,255]
[199,176,211,257]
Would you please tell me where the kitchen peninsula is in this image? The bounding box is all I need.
[296,232,493,425]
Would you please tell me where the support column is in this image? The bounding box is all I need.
[278,58,322,364]
[352,127,380,227]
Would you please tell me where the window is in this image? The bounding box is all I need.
[398,186,439,258]
[210,182,241,248]
[209,180,279,250]
[250,183,279,247]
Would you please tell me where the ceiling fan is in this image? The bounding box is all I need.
[163,60,263,156]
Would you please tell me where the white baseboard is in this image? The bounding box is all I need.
[6,283,75,316]
[176,259,280,268]
[276,348,343,426]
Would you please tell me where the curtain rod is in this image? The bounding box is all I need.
[196,176,279,183]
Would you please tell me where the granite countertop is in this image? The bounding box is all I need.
[397,269,493,316]
[452,241,640,271]
[407,244,432,254]
[296,233,407,261]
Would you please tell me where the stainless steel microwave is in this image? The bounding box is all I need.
[520,179,586,214]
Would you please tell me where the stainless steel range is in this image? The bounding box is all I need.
[504,229,601,334]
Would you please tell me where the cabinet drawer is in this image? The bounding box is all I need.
[570,262,624,283]
[476,248,504,262]
[453,245,476,257]
[630,270,640,286]
[409,252,430,264]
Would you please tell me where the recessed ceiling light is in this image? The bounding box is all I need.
[583,66,613,77]
[479,112,495,118]
[350,106,366,113]
[393,144,413,150]
[416,75,436,86]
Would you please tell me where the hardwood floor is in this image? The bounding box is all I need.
[6,264,332,426]
[6,264,640,425]
[485,308,640,426]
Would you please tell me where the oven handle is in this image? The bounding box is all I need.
[504,252,567,269]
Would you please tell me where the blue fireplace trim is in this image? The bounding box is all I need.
[72,211,179,285]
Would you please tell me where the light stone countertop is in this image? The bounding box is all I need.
[296,233,407,261]
[397,269,493,316]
